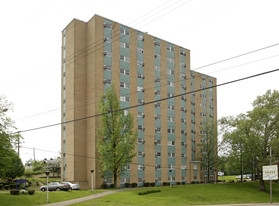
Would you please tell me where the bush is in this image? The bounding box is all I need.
[176,182,181,185]
[150,182,156,187]
[28,189,35,195]
[101,183,108,189]
[110,184,115,188]
[191,181,199,184]
[10,189,20,195]
[143,182,150,187]
[138,189,161,195]
[124,183,130,188]
[0,184,3,189]
[182,182,186,185]
[9,184,16,189]
[162,182,168,186]
[131,183,137,188]
[4,185,9,190]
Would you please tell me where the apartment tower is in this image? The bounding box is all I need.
[61,15,217,189]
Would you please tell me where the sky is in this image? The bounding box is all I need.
[0,0,278,164]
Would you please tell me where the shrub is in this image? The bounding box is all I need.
[110,184,115,188]
[143,182,150,187]
[10,189,20,195]
[9,184,16,189]
[4,185,9,190]
[28,189,35,195]
[182,182,186,185]
[176,182,181,185]
[138,189,161,195]
[101,183,108,189]
[162,182,168,186]
[131,183,137,188]
[191,181,199,184]
[124,183,130,188]
[0,184,3,189]
[150,182,155,187]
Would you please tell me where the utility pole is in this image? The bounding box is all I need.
[33,147,36,161]
[270,146,272,204]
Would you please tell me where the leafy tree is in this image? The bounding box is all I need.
[220,90,279,191]
[2,150,25,180]
[0,96,24,180]
[197,120,218,183]
[97,85,137,187]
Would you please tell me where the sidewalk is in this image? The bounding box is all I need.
[43,189,128,206]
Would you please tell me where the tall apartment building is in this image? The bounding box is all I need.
[61,15,217,189]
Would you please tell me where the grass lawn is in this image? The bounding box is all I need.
[0,189,105,206]
[218,175,237,182]
[72,181,279,206]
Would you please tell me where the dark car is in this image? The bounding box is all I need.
[40,182,71,191]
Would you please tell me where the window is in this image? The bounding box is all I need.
[181,130,186,135]
[120,28,129,35]
[167,128,175,133]
[120,82,129,89]
[180,50,186,56]
[138,99,145,105]
[138,125,145,131]
[194,165,198,170]
[167,57,174,64]
[167,116,175,122]
[168,141,175,146]
[167,81,175,87]
[120,178,130,184]
[104,65,112,71]
[168,164,175,169]
[124,110,128,116]
[154,139,161,145]
[155,165,161,170]
[137,73,145,79]
[155,177,161,182]
[137,86,144,92]
[103,79,111,84]
[181,96,186,101]
[181,85,186,90]
[181,153,186,158]
[104,178,112,184]
[138,165,145,170]
[154,65,161,71]
[120,41,129,48]
[138,177,144,183]
[181,165,187,169]
[120,68,129,75]
[155,90,161,95]
[168,153,175,158]
[155,127,161,133]
[154,41,160,46]
[137,47,144,54]
[155,152,161,157]
[180,62,186,67]
[168,176,175,181]
[167,45,174,52]
[138,151,145,157]
[155,78,160,83]
[104,37,111,43]
[138,139,145,144]
[138,112,145,118]
[137,34,144,41]
[181,142,186,146]
[167,104,175,110]
[181,119,186,123]
[154,54,160,59]
[181,107,186,112]
[104,23,112,29]
[167,93,174,98]
[120,96,129,102]
[155,115,161,120]
[167,69,174,75]
[137,60,144,67]
[104,51,112,57]
[155,102,161,108]
[120,55,130,63]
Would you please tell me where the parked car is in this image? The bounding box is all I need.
[236,174,252,179]
[40,182,71,191]
[62,182,80,190]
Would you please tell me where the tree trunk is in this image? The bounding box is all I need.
[259,179,266,191]
[114,171,117,188]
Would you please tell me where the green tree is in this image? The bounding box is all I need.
[220,90,279,191]
[97,85,137,187]
[0,96,24,180]
[2,150,25,180]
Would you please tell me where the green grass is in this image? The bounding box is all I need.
[72,182,279,206]
[0,189,105,206]
[218,175,237,182]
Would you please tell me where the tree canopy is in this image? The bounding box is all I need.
[97,85,137,187]
[220,90,279,191]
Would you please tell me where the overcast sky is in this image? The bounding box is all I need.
[0,0,278,164]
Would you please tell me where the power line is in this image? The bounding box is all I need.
[15,68,279,134]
